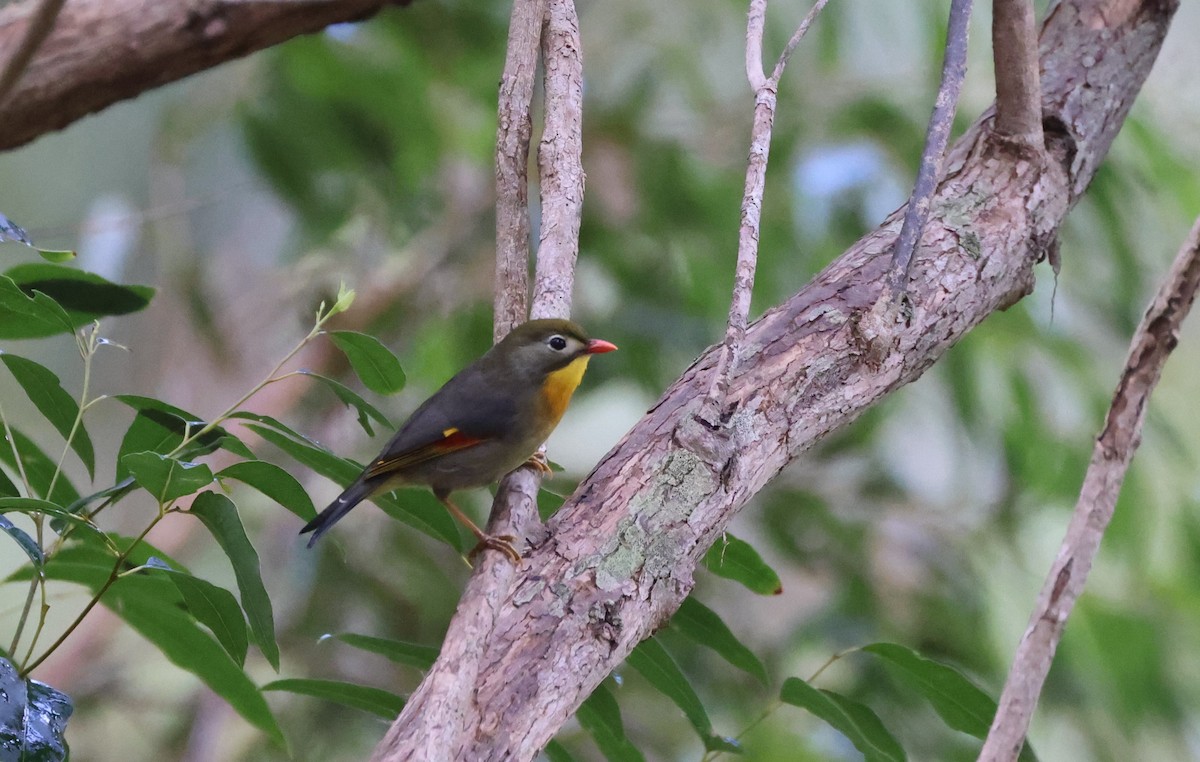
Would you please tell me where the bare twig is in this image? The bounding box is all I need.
[706,0,830,412]
[979,217,1200,762]
[492,0,547,341]
[888,0,973,290]
[531,0,585,320]
[992,0,1043,146]
[0,0,66,108]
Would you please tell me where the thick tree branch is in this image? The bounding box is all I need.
[0,0,409,152]
[992,0,1044,146]
[979,217,1200,762]
[378,0,1177,758]
[888,0,972,289]
[0,0,66,108]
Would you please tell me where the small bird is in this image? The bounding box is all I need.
[300,318,617,561]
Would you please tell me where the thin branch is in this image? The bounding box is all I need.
[493,0,547,340]
[0,0,66,108]
[979,217,1200,762]
[746,0,768,91]
[531,0,585,320]
[992,0,1043,146]
[888,0,973,290]
[707,0,831,413]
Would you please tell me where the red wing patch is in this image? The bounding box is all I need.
[363,427,487,480]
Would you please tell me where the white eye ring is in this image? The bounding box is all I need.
[548,335,568,351]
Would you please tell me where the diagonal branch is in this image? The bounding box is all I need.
[978,216,1200,762]
[0,0,66,108]
[888,0,973,290]
[368,1,1177,758]
[992,0,1043,147]
[0,0,409,152]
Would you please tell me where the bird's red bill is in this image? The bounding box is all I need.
[585,338,618,354]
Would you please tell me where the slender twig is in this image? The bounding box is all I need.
[493,0,548,340]
[0,0,66,107]
[979,217,1200,762]
[992,0,1042,146]
[706,0,831,412]
[888,0,973,291]
[530,0,585,320]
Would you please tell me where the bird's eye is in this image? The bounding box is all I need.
[548,335,567,351]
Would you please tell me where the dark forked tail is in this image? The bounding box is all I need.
[300,479,375,548]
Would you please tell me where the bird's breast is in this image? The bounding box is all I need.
[538,355,591,426]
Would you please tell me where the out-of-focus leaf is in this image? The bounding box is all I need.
[328,330,406,395]
[0,654,73,762]
[0,354,95,477]
[0,514,42,568]
[0,275,74,339]
[0,467,16,497]
[702,534,783,595]
[0,428,79,504]
[780,678,906,762]
[159,568,250,668]
[3,263,154,332]
[331,633,438,670]
[0,213,31,244]
[577,683,646,762]
[626,637,735,751]
[671,597,768,684]
[301,369,393,436]
[0,497,112,551]
[123,452,215,503]
[862,643,995,739]
[189,491,279,671]
[218,460,317,521]
[262,679,405,718]
[35,249,76,264]
[544,739,577,762]
[248,424,462,550]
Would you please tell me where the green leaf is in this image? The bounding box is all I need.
[36,249,76,263]
[2,263,154,335]
[115,395,254,464]
[626,637,733,751]
[0,354,95,478]
[543,739,577,762]
[0,466,16,497]
[123,452,215,503]
[331,633,438,670]
[0,275,74,339]
[189,491,279,671]
[0,497,113,550]
[0,514,42,568]
[702,534,783,595]
[218,460,317,521]
[0,427,79,504]
[0,655,73,761]
[262,679,404,718]
[862,643,1036,760]
[301,369,393,436]
[328,330,406,395]
[671,597,767,684]
[247,424,462,550]
[160,569,250,668]
[577,683,646,762]
[780,678,906,762]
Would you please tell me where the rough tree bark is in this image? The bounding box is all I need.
[373,0,1178,758]
[0,0,410,151]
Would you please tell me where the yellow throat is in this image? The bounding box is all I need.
[540,355,591,424]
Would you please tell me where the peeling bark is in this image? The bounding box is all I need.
[375,0,1179,759]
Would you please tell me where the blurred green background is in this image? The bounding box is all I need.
[3,0,1200,759]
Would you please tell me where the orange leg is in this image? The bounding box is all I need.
[436,491,521,564]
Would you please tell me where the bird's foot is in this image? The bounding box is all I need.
[524,451,553,477]
[467,534,522,565]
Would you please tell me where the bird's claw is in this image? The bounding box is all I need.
[468,534,522,565]
[524,451,553,477]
